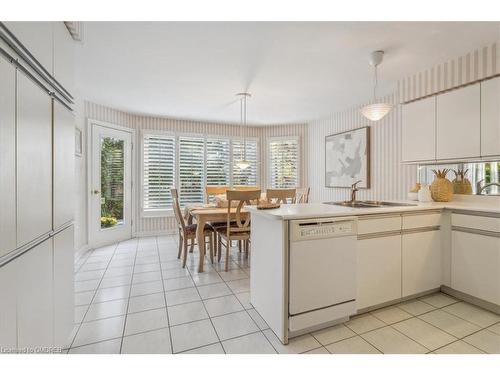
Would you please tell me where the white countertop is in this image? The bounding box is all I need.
[246,198,500,220]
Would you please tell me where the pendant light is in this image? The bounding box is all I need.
[360,50,393,122]
[235,92,251,170]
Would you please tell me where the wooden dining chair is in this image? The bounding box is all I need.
[266,188,296,204]
[295,187,310,203]
[215,189,261,271]
[171,188,214,267]
[205,186,229,204]
[233,185,260,191]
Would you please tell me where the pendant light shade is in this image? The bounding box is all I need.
[360,50,392,122]
[235,92,251,170]
[235,160,251,170]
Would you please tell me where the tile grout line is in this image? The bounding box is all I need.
[156,236,175,354]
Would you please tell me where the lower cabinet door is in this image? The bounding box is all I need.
[452,231,500,305]
[53,226,75,348]
[16,239,54,350]
[402,230,442,297]
[0,260,18,351]
[357,235,402,310]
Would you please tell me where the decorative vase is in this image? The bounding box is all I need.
[430,169,454,202]
[408,182,421,201]
[452,168,473,195]
[418,184,432,202]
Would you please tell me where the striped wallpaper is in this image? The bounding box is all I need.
[398,41,499,103]
[83,101,307,236]
[307,93,417,204]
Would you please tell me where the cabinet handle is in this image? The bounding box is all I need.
[92,189,100,195]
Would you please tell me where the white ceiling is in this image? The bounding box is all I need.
[76,22,499,125]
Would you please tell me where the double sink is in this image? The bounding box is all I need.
[325,200,418,208]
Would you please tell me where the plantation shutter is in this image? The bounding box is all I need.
[269,138,299,188]
[206,138,230,186]
[179,136,205,206]
[143,135,176,210]
[232,139,258,186]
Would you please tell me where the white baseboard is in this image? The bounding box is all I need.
[75,244,91,262]
[133,230,176,237]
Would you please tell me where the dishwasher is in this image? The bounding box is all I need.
[288,217,358,336]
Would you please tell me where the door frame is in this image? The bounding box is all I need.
[86,119,136,248]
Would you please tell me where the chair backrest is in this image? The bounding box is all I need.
[226,189,261,233]
[295,187,310,203]
[206,186,229,203]
[170,188,186,231]
[233,185,260,191]
[266,188,296,204]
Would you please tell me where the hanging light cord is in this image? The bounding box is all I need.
[373,64,378,101]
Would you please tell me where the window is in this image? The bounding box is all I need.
[143,135,176,211]
[142,133,260,214]
[178,136,205,206]
[232,139,259,186]
[268,137,299,188]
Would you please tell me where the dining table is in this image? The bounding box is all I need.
[185,204,249,272]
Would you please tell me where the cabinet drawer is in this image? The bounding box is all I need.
[402,212,441,230]
[358,216,401,235]
[452,214,500,233]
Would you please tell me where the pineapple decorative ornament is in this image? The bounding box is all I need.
[430,169,454,202]
[452,168,472,195]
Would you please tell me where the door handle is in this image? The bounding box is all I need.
[93,189,100,195]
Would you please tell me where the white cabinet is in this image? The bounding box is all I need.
[0,260,18,351]
[436,83,481,160]
[3,22,54,74]
[481,76,500,157]
[402,230,442,297]
[16,239,54,348]
[451,230,500,305]
[16,72,53,246]
[53,101,75,228]
[402,96,436,162]
[0,56,16,257]
[53,226,75,348]
[53,22,75,95]
[357,235,402,310]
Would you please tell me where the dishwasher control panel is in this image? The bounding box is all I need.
[290,217,357,241]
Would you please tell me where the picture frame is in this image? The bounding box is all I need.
[75,127,83,157]
[325,126,370,188]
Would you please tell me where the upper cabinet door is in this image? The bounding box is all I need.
[53,22,75,96]
[17,72,53,246]
[53,101,75,228]
[3,22,54,74]
[402,96,436,162]
[0,57,16,257]
[436,83,481,160]
[481,76,500,157]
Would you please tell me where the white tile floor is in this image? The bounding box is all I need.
[70,235,500,354]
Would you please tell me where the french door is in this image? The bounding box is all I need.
[89,122,133,246]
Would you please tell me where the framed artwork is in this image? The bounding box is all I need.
[75,127,83,156]
[325,126,370,188]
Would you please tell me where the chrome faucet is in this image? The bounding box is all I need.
[349,180,362,203]
[476,179,500,195]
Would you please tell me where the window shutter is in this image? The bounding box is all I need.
[232,139,258,186]
[206,138,230,186]
[179,136,205,206]
[269,138,299,188]
[143,135,175,210]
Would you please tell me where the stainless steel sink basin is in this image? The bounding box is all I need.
[324,200,417,208]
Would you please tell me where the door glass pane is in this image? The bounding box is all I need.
[100,136,124,229]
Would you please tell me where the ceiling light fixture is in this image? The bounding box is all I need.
[360,50,392,122]
[235,92,251,170]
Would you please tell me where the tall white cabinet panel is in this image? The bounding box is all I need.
[53,101,75,228]
[357,236,402,310]
[53,22,74,95]
[53,226,75,348]
[0,57,16,257]
[481,76,500,157]
[0,260,18,350]
[451,231,500,305]
[402,230,442,297]
[16,238,54,348]
[16,72,53,246]
[402,96,436,162]
[436,83,481,160]
[3,22,54,73]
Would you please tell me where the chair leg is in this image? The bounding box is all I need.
[244,240,249,259]
[189,241,195,253]
[217,235,223,262]
[177,232,182,259]
[209,233,214,264]
[225,238,230,272]
[238,240,242,252]
[182,237,188,268]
